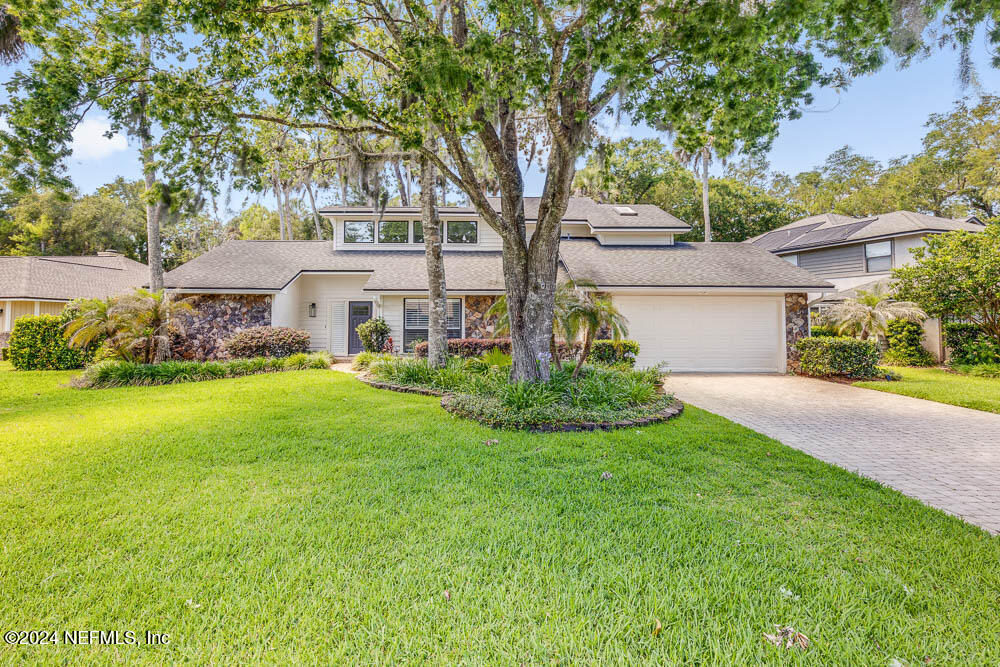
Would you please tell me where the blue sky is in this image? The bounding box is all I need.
[3,35,999,207]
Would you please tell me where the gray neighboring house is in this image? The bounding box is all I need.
[164,196,833,372]
[748,210,987,359]
[0,251,147,346]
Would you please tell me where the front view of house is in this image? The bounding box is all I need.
[164,197,832,372]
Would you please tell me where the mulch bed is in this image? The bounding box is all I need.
[357,374,684,432]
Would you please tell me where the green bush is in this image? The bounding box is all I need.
[73,351,331,388]
[795,336,880,379]
[355,317,392,353]
[588,340,640,367]
[882,320,934,366]
[222,326,310,358]
[8,315,91,370]
[951,363,1000,378]
[351,351,393,371]
[809,325,838,337]
[944,322,1000,365]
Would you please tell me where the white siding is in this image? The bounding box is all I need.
[381,296,405,351]
[893,233,927,268]
[291,274,372,354]
[596,231,674,246]
[271,278,301,328]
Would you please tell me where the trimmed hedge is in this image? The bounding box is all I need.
[795,336,880,379]
[944,322,1000,365]
[222,326,310,358]
[8,315,90,370]
[809,325,838,337]
[413,337,579,359]
[883,320,934,366]
[589,340,640,367]
[73,352,331,388]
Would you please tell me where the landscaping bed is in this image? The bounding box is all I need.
[357,352,675,431]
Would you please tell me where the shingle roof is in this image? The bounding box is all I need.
[0,254,148,301]
[558,239,833,289]
[749,211,985,253]
[165,238,832,292]
[320,196,691,231]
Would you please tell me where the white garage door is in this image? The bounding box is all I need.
[612,295,784,372]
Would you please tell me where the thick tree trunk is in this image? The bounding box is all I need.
[419,151,448,368]
[701,150,711,243]
[138,34,164,292]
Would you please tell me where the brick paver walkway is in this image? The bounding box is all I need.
[666,373,1000,534]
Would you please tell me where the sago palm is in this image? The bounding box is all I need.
[62,298,135,361]
[830,284,926,343]
[115,289,195,363]
[567,293,629,379]
[486,280,587,370]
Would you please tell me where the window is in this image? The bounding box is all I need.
[446,220,478,244]
[403,298,462,350]
[378,220,409,243]
[344,221,374,243]
[865,241,892,272]
[784,254,799,266]
[412,221,442,244]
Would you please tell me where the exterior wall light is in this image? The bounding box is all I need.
[309,303,317,318]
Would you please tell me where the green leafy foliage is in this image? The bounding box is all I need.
[355,317,392,353]
[943,322,1000,365]
[795,337,881,379]
[8,314,90,370]
[351,351,393,371]
[222,326,311,359]
[73,352,330,388]
[589,340,640,367]
[809,325,839,337]
[883,320,934,367]
[951,363,1000,378]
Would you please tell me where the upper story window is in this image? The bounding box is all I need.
[446,220,478,244]
[784,254,799,266]
[412,221,442,244]
[865,241,892,272]
[378,220,409,243]
[344,221,375,243]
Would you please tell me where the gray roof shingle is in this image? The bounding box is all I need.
[0,254,148,300]
[749,211,985,253]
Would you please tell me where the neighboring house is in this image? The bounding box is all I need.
[0,251,148,345]
[748,210,987,359]
[164,196,832,372]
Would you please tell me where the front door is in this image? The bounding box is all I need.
[348,301,373,354]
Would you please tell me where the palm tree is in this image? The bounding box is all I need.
[567,293,629,379]
[115,290,195,363]
[487,280,586,370]
[63,298,135,361]
[0,6,25,65]
[829,284,926,343]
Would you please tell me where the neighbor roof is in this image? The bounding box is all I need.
[164,238,832,293]
[558,239,833,289]
[319,196,692,232]
[0,253,148,301]
[749,211,985,253]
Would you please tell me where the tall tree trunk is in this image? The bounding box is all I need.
[283,186,294,240]
[572,328,593,379]
[304,180,324,239]
[138,33,164,292]
[393,159,410,207]
[701,149,711,243]
[274,178,286,240]
[419,150,448,369]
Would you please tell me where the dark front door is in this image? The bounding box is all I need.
[348,301,373,354]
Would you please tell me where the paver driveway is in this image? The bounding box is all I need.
[666,373,1000,534]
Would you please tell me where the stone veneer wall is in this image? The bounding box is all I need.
[784,292,809,370]
[171,294,272,360]
[464,295,500,338]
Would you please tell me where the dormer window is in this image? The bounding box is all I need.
[446,220,478,244]
[378,220,409,243]
[344,221,375,243]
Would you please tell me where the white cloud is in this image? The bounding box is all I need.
[70,117,128,160]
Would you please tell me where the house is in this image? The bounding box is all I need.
[748,210,987,359]
[0,251,147,345]
[163,197,833,372]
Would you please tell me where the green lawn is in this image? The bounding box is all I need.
[1,363,998,664]
[854,366,1000,414]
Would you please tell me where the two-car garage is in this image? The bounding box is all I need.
[611,294,786,373]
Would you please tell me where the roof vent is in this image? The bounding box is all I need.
[612,206,637,216]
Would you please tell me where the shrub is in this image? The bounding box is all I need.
[222,326,310,358]
[943,322,1000,365]
[882,320,934,366]
[8,315,91,370]
[588,340,640,367]
[951,363,1000,378]
[413,337,579,359]
[795,336,880,379]
[465,348,513,374]
[809,325,838,337]
[73,351,330,388]
[352,351,393,371]
[355,317,392,353]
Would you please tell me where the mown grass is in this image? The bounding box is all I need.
[1,362,998,664]
[855,366,1000,414]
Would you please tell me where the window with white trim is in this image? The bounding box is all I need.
[412,221,442,244]
[403,298,462,350]
[865,241,892,272]
[446,220,478,244]
[378,220,409,243]
[344,221,374,243]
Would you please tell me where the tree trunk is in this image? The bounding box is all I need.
[393,159,410,207]
[419,151,448,368]
[572,329,593,379]
[274,179,286,240]
[701,149,711,243]
[138,33,164,292]
[304,180,324,239]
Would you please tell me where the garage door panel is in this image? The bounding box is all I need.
[613,295,782,372]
